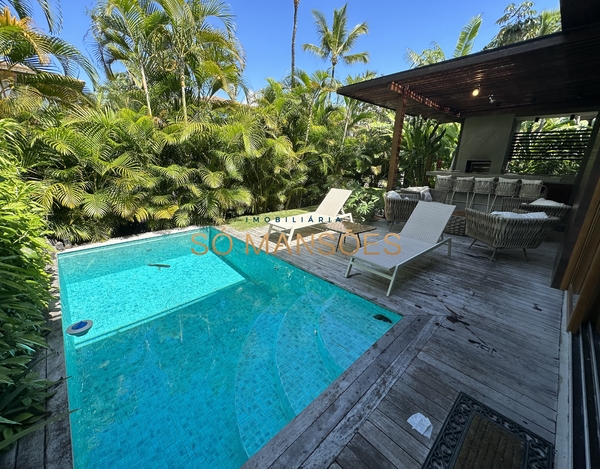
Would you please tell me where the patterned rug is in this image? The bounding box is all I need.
[422,392,554,469]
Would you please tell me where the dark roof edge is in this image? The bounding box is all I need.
[337,22,600,97]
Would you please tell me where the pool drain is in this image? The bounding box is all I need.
[66,320,93,336]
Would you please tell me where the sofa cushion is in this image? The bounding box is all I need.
[490,211,548,219]
[530,198,566,206]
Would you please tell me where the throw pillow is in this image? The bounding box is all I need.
[519,180,543,198]
[435,175,454,191]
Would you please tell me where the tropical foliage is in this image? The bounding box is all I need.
[399,116,448,187]
[506,118,590,175]
[486,1,561,50]
[405,14,482,68]
[0,121,56,449]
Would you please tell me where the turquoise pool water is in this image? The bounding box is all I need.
[58,228,401,469]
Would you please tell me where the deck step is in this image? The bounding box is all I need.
[234,301,294,458]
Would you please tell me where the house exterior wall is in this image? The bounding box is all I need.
[454,114,516,173]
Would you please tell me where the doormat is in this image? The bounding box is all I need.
[422,392,554,469]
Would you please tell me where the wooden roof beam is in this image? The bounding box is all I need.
[389,82,462,118]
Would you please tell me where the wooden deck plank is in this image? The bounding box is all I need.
[345,433,397,469]
[438,316,559,378]
[434,312,560,373]
[424,333,558,413]
[335,446,370,469]
[373,396,440,454]
[417,351,556,441]
[390,370,455,420]
[360,412,423,469]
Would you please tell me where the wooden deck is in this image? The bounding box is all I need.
[237,221,565,468]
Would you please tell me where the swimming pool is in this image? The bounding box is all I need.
[58,228,401,468]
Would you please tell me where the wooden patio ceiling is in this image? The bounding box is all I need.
[336,23,600,124]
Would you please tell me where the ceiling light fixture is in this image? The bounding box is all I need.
[472,85,480,97]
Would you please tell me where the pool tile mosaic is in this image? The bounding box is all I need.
[59,228,401,469]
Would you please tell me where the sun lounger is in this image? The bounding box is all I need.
[345,201,456,296]
[267,188,353,240]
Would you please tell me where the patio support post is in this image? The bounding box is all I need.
[387,94,406,191]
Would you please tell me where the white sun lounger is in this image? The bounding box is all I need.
[345,201,456,296]
[267,188,353,240]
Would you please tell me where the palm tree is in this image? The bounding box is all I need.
[0,7,98,111]
[90,0,167,117]
[293,69,336,145]
[339,71,377,147]
[405,14,482,68]
[302,3,368,83]
[0,0,60,32]
[156,0,244,122]
[290,0,299,87]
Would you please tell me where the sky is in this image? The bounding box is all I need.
[42,0,560,92]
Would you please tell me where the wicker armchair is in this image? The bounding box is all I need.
[519,202,571,221]
[465,208,559,261]
[500,185,548,212]
[384,194,419,230]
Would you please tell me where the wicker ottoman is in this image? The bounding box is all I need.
[444,210,466,236]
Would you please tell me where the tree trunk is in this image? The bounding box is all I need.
[291,0,299,87]
[304,96,316,145]
[140,65,153,117]
[341,105,351,148]
[180,66,188,123]
[329,62,336,102]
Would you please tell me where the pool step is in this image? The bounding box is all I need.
[319,295,397,370]
[234,301,295,458]
[275,294,337,414]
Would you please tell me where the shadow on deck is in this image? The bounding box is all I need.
[238,220,565,469]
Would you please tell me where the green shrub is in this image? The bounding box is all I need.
[344,186,385,222]
[0,171,56,450]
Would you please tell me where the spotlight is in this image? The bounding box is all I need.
[472,85,480,97]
